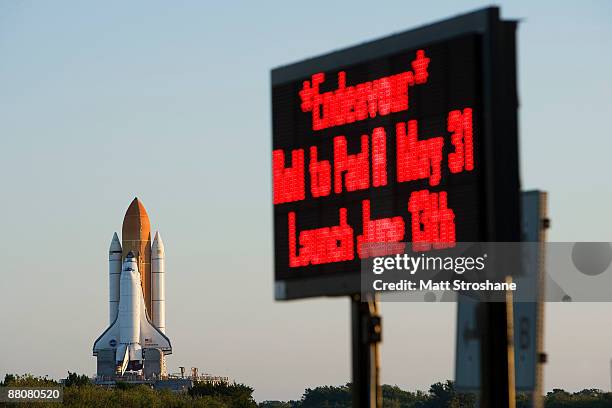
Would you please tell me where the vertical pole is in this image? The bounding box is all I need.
[479,302,509,407]
[610,359,612,392]
[479,284,516,408]
[506,277,517,408]
[351,294,381,408]
[479,10,519,408]
[534,192,549,408]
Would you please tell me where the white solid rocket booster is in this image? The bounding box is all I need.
[109,232,122,324]
[151,231,165,333]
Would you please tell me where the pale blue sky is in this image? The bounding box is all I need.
[1,0,611,402]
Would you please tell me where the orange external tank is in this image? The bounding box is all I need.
[121,198,152,318]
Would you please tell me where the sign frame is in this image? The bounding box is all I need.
[272,7,521,300]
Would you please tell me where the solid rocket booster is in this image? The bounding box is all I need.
[109,232,122,324]
[151,232,165,333]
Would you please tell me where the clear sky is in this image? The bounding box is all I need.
[1,0,611,402]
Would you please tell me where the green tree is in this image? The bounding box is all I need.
[381,384,421,407]
[427,381,454,407]
[64,371,90,387]
[300,383,352,407]
[0,373,57,387]
[189,381,257,408]
[2,374,16,386]
[259,401,293,408]
[415,380,475,408]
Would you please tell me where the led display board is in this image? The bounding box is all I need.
[272,7,520,300]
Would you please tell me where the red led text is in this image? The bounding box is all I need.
[299,50,430,131]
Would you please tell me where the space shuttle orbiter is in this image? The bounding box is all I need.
[93,198,171,376]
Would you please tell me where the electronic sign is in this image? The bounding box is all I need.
[272,7,520,300]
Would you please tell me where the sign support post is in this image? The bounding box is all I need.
[479,290,516,407]
[478,10,520,407]
[351,294,381,408]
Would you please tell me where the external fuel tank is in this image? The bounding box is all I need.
[121,198,152,318]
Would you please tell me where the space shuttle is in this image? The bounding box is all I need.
[93,198,172,377]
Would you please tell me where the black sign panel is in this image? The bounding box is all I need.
[272,7,520,299]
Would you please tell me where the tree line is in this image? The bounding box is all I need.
[2,373,611,407]
[261,381,612,407]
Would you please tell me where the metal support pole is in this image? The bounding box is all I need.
[479,279,516,408]
[351,294,381,408]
